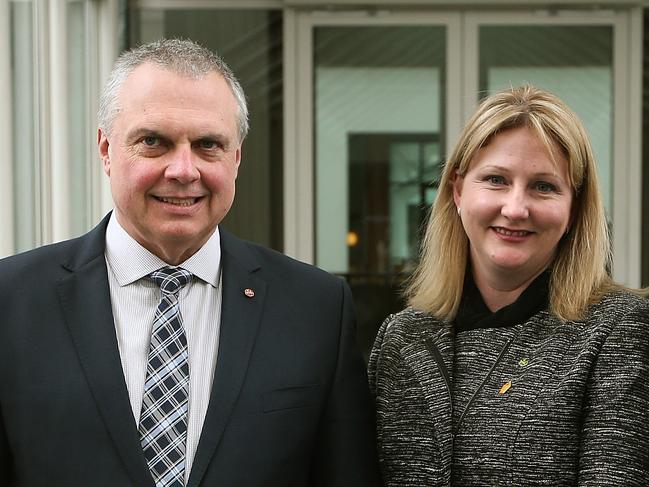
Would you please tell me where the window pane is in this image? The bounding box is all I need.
[130,9,284,250]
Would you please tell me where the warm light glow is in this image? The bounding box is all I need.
[346,231,359,247]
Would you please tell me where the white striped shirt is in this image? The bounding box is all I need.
[104,214,222,483]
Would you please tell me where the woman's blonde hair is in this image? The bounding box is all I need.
[407,85,614,321]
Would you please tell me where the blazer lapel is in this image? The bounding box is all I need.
[188,231,267,487]
[57,217,154,487]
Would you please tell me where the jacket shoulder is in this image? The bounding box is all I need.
[0,214,108,279]
[369,307,445,372]
[381,307,443,341]
[583,289,649,332]
[589,288,649,314]
[0,237,84,277]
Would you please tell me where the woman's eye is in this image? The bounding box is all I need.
[486,175,505,185]
[535,181,556,193]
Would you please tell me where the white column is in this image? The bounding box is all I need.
[612,8,643,287]
[0,0,14,257]
[49,0,71,242]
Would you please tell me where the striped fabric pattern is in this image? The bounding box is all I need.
[139,267,192,487]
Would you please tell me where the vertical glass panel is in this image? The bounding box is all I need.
[479,25,613,215]
[10,0,38,252]
[314,26,446,356]
[130,9,284,250]
[67,0,90,236]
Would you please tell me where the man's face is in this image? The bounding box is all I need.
[98,62,241,264]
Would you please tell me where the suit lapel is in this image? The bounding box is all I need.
[57,216,154,487]
[188,230,267,487]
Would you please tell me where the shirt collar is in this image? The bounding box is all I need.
[105,213,221,288]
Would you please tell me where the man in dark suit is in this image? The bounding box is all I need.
[0,39,379,486]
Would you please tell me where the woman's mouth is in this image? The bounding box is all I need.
[492,226,531,237]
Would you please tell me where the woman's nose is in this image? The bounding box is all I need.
[500,188,530,220]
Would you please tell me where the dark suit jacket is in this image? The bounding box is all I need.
[0,215,380,486]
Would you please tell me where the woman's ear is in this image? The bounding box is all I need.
[452,170,464,210]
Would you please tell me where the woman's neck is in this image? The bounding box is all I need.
[472,267,546,312]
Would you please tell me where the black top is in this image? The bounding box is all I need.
[455,270,550,332]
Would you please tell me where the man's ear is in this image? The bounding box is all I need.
[452,169,464,209]
[97,128,111,176]
[234,145,242,176]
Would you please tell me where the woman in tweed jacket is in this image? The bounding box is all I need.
[369,86,649,486]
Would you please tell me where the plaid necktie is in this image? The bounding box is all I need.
[139,266,192,487]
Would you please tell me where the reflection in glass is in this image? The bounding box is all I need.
[348,134,441,276]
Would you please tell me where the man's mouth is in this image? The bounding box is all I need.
[493,227,531,237]
[155,196,199,206]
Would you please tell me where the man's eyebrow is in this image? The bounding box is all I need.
[125,128,165,143]
[194,133,232,147]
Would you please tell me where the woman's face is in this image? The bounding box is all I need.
[453,126,573,286]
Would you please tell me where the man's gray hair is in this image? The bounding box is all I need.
[98,38,249,142]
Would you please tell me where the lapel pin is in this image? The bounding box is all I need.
[499,380,512,395]
[244,288,255,298]
[518,358,529,367]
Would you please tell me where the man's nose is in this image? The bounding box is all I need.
[165,145,200,183]
[501,187,530,220]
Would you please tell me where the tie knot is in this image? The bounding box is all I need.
[150,266,192,295]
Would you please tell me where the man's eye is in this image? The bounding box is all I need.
[142,136,159,147]
[198,139,218,150]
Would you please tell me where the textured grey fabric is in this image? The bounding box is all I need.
[368,290,649,486]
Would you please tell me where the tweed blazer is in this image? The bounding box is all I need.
[368,290,649,486]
